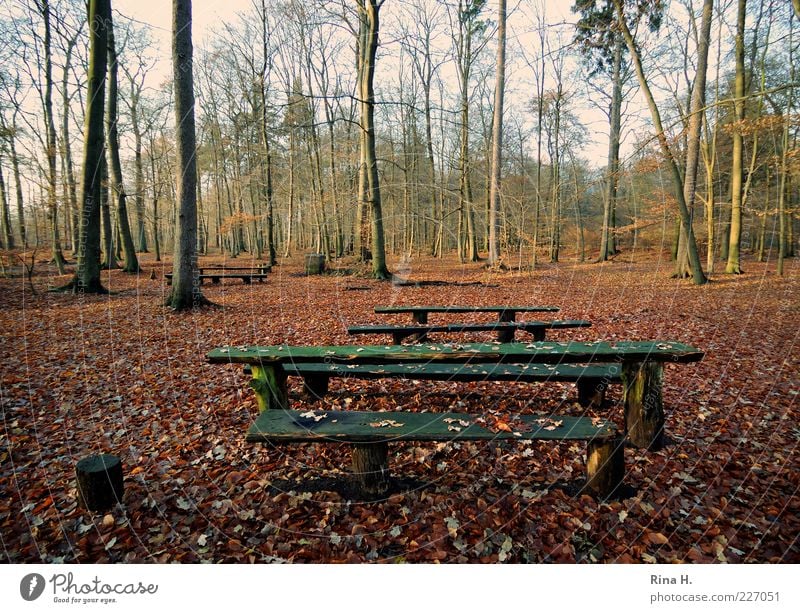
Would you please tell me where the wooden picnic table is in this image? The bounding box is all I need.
[374,305,562,341]
[209,340,703,448]
[208,340,703,497]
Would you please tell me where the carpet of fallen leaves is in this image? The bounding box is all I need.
[0,250,798,564]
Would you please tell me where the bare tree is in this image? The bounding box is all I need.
[612,0,707,284]
[487,0,506,267]
[61,0,109,293]
[166,0,209,309]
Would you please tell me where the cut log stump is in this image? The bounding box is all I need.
[351,442,389,497]
[76,454,124,511]
[304,253,326,275]
[585,435,625,498]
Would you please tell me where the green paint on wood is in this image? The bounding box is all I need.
[208,341,704,366]
[246,409,617,443]
[282,361,622,383]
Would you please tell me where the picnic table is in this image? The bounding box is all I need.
[165,264,270,285]
[208,340,703,496]
[374,305,561,341]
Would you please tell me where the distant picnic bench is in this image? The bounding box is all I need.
[374,305,561,342]
[208,340,703,497]
[165,265,270,285]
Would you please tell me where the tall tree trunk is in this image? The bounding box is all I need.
[725,0,746,274]
[63,0,109,293]
[106,13,140,273]
[61,34,79,252]
[675,0,713,279]
[357,0,390,279]
[487,0,506,267]
[130,88,148,252]
[167,0,208,309]
[613,0,706,284]
[40,0,66,272]
[9,119,27,247]
[100,156,117,269]
[599,34,622,262]
[778,13,794,275]
[0,159,12,249]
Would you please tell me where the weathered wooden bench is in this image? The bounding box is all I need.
[246,407,624,498]
[348,319,592,344]
[208,341,703,495]
[374,305,561,342]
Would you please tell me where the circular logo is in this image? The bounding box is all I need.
[20,573,46,601]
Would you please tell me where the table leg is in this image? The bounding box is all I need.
[249,364,289,412]
[622,361,665,450]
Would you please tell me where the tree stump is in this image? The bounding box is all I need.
[304,253,326,275]
[585,435,625,498]
[351,443,389,497]
[76,454,124,511]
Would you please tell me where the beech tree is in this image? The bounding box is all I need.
[486,0,506,268]
[355,0,390,279]
[106,9,140,273]
[62,0,109,293]
[611,0,707,284]
[166,0,209,309]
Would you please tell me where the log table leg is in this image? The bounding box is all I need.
[352,443,389,497]
[497,310,517,342]
[409,312,429,343]
[249,364,289,412]
[76,454,124,511]
[303,375,329,400]
[622,362,665,450]
[585,435,625,498]
[577,377,607,408]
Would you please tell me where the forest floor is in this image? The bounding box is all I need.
[0,250,798,563]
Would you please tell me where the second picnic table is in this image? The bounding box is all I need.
[374,305,561,342]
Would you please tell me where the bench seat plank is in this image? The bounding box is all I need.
[246,408,617,444]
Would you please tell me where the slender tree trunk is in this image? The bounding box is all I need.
[61,36,79,253]
[599,34,623,262]
[106,14,140,273]
[40,0,66,272]
[726,0,747,274]
[487,0,506,267]
[0,160,12,249]
[357,0,390,279]
[613,0,706,284]
[9,120,27,247]
[100,156,117,269]
[130,89,148,252]
[62,0,109,293]
[167,0,208,309]
[778,13,794,275]
[675,0,713,279]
